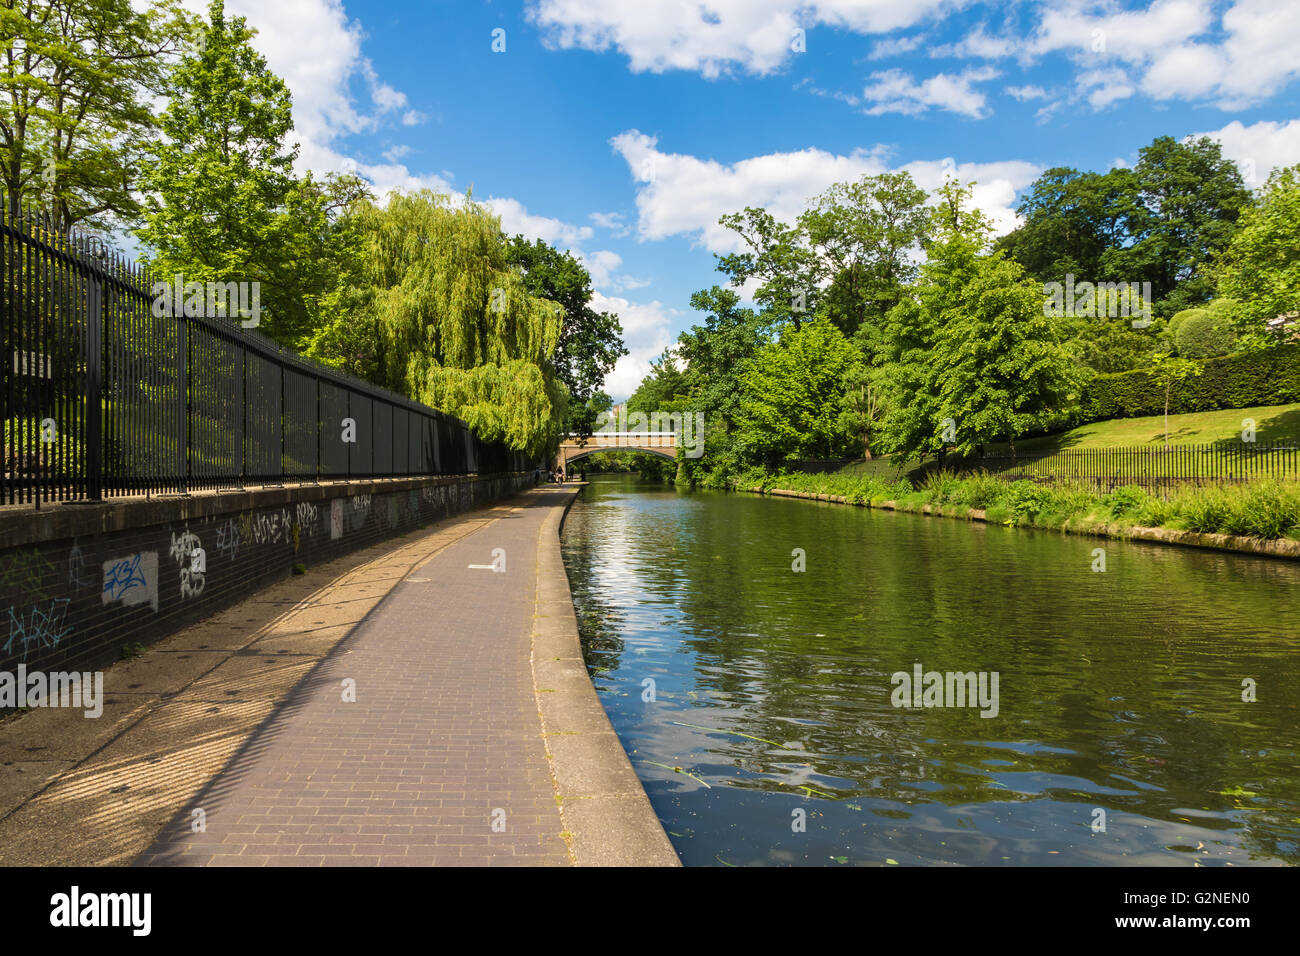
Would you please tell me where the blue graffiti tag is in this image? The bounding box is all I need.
[4,599,74,662]
[103,553,148,600]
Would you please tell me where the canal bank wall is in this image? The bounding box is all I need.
[0,472,534,678]
[534,484,681,866]
[736,485,1300,562]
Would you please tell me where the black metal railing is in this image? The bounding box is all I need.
[977,442,1299,495]
[2,196,528,508]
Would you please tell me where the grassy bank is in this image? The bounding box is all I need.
[997,402,1300,452]
[729,466,1300,541]
[774,404,1300,487]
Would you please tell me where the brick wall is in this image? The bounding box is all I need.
[0,473,534,678]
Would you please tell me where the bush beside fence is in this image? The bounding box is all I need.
[1075,344,1300,424]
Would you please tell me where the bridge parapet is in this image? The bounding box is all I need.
[556,432,678,469]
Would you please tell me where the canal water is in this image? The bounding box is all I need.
[559,474,1300,866]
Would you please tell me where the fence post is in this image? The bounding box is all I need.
[178,312,188,495]
[84,272,103,501]
[235,343,245,488]
[279,364,286,484]
[315,377,321,483]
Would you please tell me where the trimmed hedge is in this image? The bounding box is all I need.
[1076,344,1300,423]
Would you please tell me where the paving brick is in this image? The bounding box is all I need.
[137,490,573,867]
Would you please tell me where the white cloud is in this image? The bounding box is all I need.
[589,211,631,237]
[1197,117,1300,186]
[1006,84,1048,101]
[1034,101,1064,124]
[611,130,891,250]
[1032,0,1213,65]
[578,249,623,287]
[1077,68,1135,110]
[610,130,1039,251]
[590,292,680,398]
[869,34,926,59]
[929,26,1014,60]
[527,0,952,77]
[861,66,999,118]
[216,0,369,150]
[1030,0,1300,111]
[485,197,594,247]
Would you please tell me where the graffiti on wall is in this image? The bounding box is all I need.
[296,502,318,535]
[0,548,55,602]
[3,599,73,662]
[216,518,241,561]
[67,541,93,589]
[170,529,206,600]
[101,552,159,611]
[330,499,343,540]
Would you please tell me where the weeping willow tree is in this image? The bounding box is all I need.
[308,190,566,459]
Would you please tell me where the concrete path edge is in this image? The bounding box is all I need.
[530,486,681,867]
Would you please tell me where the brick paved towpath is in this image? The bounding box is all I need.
[128,485,677,867]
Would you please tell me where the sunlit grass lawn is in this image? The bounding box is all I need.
[836,404,1300,481]
[990,403,1300,453]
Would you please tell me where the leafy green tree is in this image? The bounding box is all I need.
[504,236,626,437]
[995,166,1141,284]
[667,286,770,477]
[309,190,566,458]
[734,316,863,463]
[1129,135,1252,313]
[998,137,1251,317]
[138,0,354,345]
[714,206,814,330]
[836,359,884,459]
[0,0,183,231]
[714,172,929,340]
[876,180,992,461]
[1147,352,1204,446]
[799,171,929,337]
[626,348,688,417]
[1216,164,1300,349]
[932,254,1083,457]
[1065,317,1162,373]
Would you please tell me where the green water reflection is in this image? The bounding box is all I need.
[560,474,1300,867]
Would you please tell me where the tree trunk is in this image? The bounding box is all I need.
[1164,387,1171,447]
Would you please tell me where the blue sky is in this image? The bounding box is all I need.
[214,0,1300,398]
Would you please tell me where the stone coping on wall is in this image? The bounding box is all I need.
[532,484,682,866]
[0,473,529,548]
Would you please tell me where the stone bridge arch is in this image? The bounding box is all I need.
[556,432,677,473]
